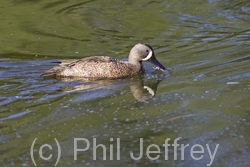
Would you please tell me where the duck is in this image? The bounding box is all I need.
[42,43,165,78]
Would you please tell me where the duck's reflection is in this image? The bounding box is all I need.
[56,75,165,101]
[129,78,163,101]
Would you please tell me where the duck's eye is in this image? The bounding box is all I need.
[146,50,149,53]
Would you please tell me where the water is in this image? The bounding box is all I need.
[1,0,250,166]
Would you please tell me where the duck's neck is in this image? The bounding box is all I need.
[128,59,143,73]
[128,56,141,65]
[128,51,144,71]
[128,51,140,63]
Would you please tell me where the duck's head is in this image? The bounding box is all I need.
[128,43,166,71]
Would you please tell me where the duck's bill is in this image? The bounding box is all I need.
[149,57,166,71]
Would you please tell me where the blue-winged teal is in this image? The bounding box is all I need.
[42,43,165,78]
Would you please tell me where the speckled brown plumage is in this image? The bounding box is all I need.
[42,43,165,79]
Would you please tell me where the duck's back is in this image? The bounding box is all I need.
[42,56,142,78]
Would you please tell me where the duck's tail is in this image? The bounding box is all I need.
[41,66,64,76]
[41,60,66,77]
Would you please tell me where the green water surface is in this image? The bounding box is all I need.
[0,0,250,167]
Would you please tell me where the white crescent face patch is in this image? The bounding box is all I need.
[142,50,153,61]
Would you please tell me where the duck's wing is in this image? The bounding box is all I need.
[42,56,121,77]
[67,56,119,67]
